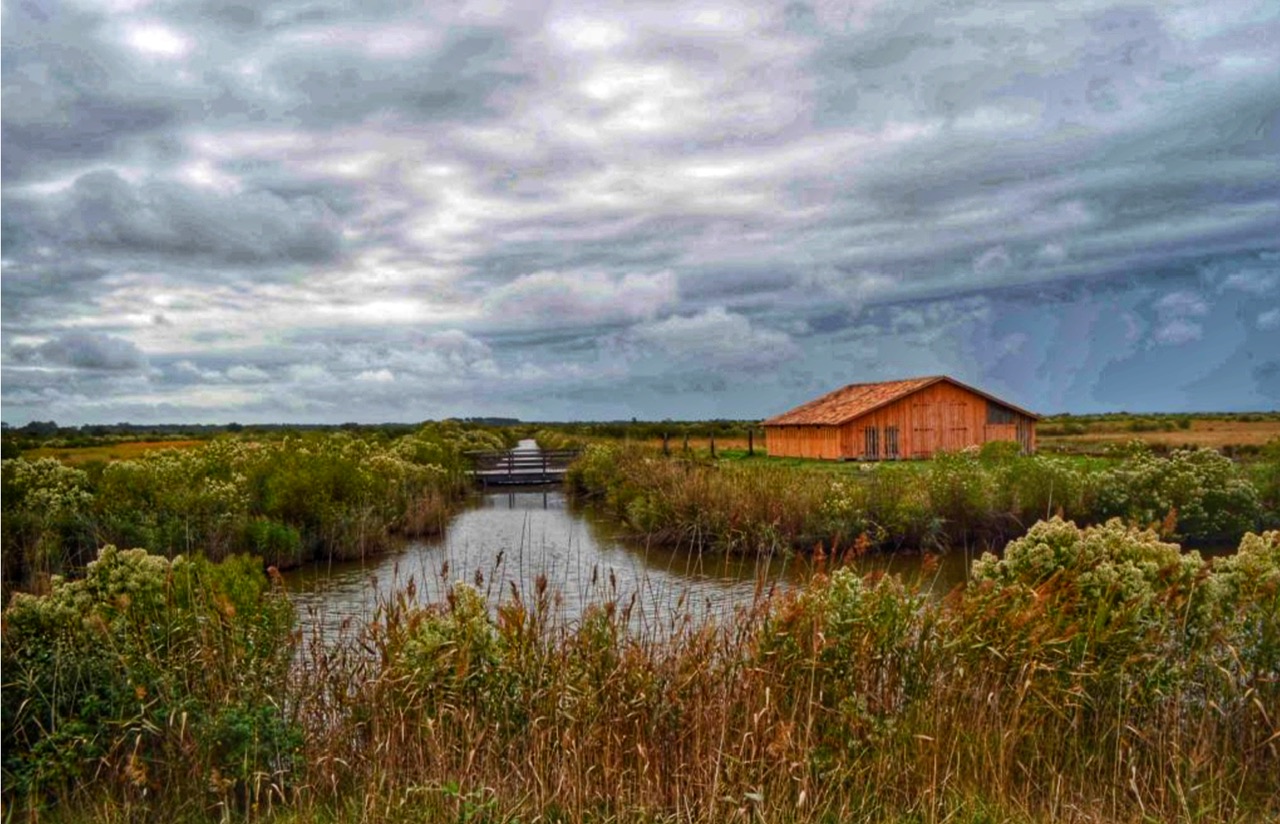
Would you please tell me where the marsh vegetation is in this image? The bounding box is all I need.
[2,419,1278,822]
[567,440,1276,554]
[3,521,1277,822]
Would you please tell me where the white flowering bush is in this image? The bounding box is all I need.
[817,479,869,541]
[1,457,97,581]
[1,547,297,806]
[1094,447,1261,541]
[965,518,1233,733]
[1204,531,1280,689]
[972,517,1199,593]
[925,449,993,535]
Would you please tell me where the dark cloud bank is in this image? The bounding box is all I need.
[2,0,1277,424]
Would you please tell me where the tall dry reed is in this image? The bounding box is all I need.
[8,520,1275,823]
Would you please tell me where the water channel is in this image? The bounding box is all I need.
[282,485,979,642]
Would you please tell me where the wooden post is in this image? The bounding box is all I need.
[683,433,690,453]
[662,432,670,456]
[710,433,716,458]
[748,428,754,456]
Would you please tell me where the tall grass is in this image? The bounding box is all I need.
[1,423,508,596]
[567,441,1270,554]
[4,521,1277,823]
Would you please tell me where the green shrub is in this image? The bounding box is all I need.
[1,458,97,584]
[243,518,304,568]
[925,448,997,539]
[3,425,488,591]
[1,547,297,812]
[1094,447,1262,541]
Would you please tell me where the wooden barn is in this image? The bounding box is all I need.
[762,376,1037,460]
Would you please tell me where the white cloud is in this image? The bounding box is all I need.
[225,364,270,383]
[1153,318,1203,346]
[627,306,799,370]
[123,22,191,59]
[356,368,395,383]
[1151,291,1210,346]
[482,271,677,328]
[549,17,629,51]
[1154,291,1209,318]
[288,364,331,384]
[973,246,1012,276]
[412,330,500,379]
[1258,308,1280,331]
[1036,243,1068,264]
[1222,270,1278,295]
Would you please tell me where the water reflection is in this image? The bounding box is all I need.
[282,488,977,641]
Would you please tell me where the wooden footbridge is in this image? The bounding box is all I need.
[468,441,581,487]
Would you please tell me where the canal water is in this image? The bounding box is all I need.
[282,486,978,642]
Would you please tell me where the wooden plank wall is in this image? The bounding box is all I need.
[766,382,1036,459]
[764,424,844,459]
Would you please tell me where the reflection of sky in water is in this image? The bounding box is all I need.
[283,488,976,643]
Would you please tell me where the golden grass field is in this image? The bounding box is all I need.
[1040,419,1280,449]
[24,440,206,466]
[644,434,756,451]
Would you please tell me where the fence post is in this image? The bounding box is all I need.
[662,432,670,456]
[710,433,716,458]
[748,428,754,456]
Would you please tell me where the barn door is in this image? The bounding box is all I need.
[840,424,857,458]
[911,403,938,457]
[947,402,969,451]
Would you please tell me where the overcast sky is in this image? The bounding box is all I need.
[3,0,1278,424]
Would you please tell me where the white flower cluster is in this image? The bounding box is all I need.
[2,457,93,518]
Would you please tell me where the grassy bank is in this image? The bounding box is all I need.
[0,422,511,596]
[567,441,1277,554]
[3,520,1277,822]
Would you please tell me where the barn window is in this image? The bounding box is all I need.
[987,402,1016,425]
[885,426,899,458]
[864,426,879,458]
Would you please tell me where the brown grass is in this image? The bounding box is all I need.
[644,435,756,452]
[23,440,207,466]
[1041,419,1280,449]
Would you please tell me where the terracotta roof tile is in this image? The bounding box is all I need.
[762,375,1038,426]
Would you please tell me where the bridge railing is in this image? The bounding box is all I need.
[466,449,583,478]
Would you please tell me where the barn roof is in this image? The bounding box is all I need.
[761,375,1039,426]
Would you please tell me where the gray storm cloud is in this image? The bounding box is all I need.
[10,331,147,371]
[2,0,1277,423]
